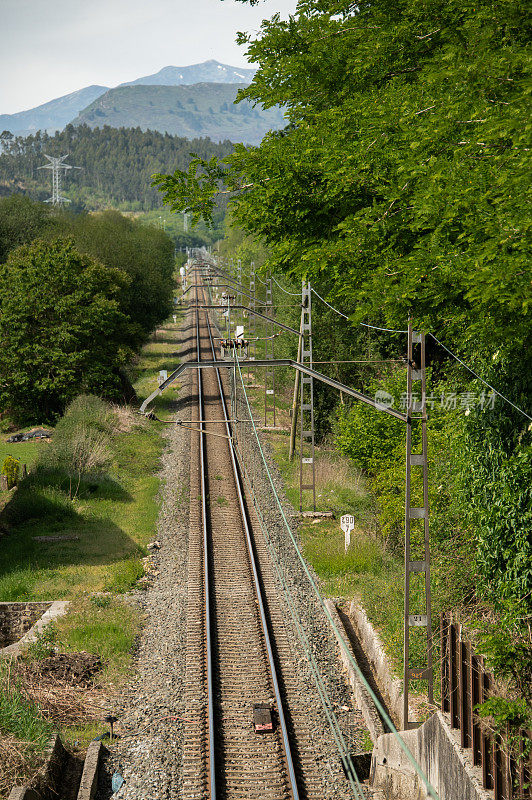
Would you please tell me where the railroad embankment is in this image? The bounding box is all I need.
[0,318,183,798]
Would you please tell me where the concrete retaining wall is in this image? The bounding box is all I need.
[0,601,69,657]
[371,711,493,800]
[325,600,386,743]
[9,735,67,800]
[7,734,100,800]
[349,600,412,729]
[0,603,51,648]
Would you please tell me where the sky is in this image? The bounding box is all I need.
[0,0,298,114]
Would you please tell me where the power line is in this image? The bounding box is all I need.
[310,287,349,319]
[360,322,408,333]
[242,277,529,420]
[271,276,301,297]
[429,333,532,422]
[310,287,408,332]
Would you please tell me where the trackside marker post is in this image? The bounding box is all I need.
[340,514,355,552]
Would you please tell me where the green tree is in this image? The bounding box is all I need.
[153,0,531,608]
[0,239,132,422]
[0,195,58,263]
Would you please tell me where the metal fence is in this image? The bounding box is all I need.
[440,613,531,799]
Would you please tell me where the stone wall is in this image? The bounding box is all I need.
[0,602,52,647]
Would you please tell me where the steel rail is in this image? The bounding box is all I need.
[195,285,217,799]
[201,296,301,800]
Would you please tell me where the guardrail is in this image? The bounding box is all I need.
[440,613,531,799]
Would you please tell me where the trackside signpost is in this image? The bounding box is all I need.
[340,514,355,552]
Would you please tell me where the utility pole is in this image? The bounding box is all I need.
[403,321,433,728]
[264,275,276,427]
[289,313,304,461]
[299,281,316,511]
[247,263,256,383]
[38,153,80,206]
[237,259,242,310]
[249,263,256,361]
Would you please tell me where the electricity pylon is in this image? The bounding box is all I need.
[38,154,80,206]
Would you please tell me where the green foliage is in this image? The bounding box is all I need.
[466,444,532,601]
[46,396,113,498]
[476,696,531,768]
[477,599,532,705]
[0,239,130,422]
[334,371,405,473]
[189,0,532,617]
[1,455,20,489]
[0,660,53,744]
[25,623,58,661]
[57,210,176,346]
[0,195,59,262]
[0,202,177,422]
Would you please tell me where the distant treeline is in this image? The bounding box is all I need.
[0,124,234,211]
[0,196,176,422]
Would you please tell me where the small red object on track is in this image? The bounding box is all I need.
[253,703,274,733]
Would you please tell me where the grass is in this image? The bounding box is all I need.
[26,594,142,687]
[0,421,161,599]
[0,313,183,796]
[132,322,183,413]
[0,593,140,795]
[0,437,46,511]
[0,437,43,473]
[0,659,53,797]
[0,662,53,745]
[0,316,184,601]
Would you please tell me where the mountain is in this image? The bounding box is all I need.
[72,83,285,145]
[120,60,256,87]
[0,62,257,139]
[0,85,109,137]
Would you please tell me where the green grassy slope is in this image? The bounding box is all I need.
[72,83,286,145]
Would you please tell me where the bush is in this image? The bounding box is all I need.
[2,456,20,489]
[44,396,113,498]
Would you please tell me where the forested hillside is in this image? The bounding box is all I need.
[0,124,234,211]
[158,0,532,727]
[72,83,286,145]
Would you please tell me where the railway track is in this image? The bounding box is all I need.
[181,268,359,800]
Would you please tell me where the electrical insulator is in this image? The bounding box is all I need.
[220,338,249,359]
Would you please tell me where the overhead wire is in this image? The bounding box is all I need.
[429,333,532,422]
[310,287,408,332]
[232,352,440,800]
[225,262,529,421]
[271,275,301,296]
[309,288,530,419]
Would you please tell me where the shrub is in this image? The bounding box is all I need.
[2,456,20,489]
[44,396,113,498]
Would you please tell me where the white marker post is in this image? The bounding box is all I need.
[158,370,168,386]
[340,514,355,553]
